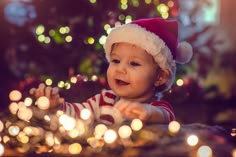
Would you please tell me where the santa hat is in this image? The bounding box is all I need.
[104,18,193,91]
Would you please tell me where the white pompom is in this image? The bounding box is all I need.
[176,41,193,64]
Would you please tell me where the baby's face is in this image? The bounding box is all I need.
[107,42,160,102]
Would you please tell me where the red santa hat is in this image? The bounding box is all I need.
[104,18,193,91]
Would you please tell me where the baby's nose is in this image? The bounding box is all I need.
[116,63,127,73]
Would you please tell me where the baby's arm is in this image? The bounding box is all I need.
[29,83,64,109]
[114,99,173,124]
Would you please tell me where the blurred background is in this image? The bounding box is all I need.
[0,0,235,130]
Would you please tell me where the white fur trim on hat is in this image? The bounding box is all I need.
[103,24,175,72]
[176,41,193,64]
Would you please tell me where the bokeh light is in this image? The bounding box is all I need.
[0,143,4,156]
[24,97,33,107]
[70,76,77,84]
[99,35,107,45]
[197,145,213,157]
[187,134,199,146]
[168,121,181,134]
[65,35,73,42]
[9,90,22,101]
[0,121,4,133]
[87,37,95,44]
[35,25,45,35]
[9,102,19,114]
[131,119,143,131]
[37,96,50,110]
[89,0,96,4]
[68,143,82,154]
[8,125,20,136]
[104,129,117,144]
[17,107,33,121]
[80,109,91,120]
[59,114,76,131]
[94,124,108,139]
[118,125,132,139]
[45,78,53,86]
[176,79,184,86]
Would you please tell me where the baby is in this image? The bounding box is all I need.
[30,18,193,124]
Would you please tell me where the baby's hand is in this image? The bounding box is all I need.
[29,83,64,109]
[114,99,152,121]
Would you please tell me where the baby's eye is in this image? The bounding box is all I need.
[111,59,120,64]
[130,61,141,66]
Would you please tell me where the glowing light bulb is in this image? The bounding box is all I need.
[168,121,181,134]
[125,15,132,24]
[38,35,45,42]
[3,136,10,143]
[80,109,91,120]
[44,115,51,122]
[87,37,94,44]
[145,0,152,4]
[37,96,50,110]
[23,127,33,136]
[87,137,104,148]
[118,125,132,139]
[131,119,143,131]
[65,35,72,42]
[9,102,19,114]
[121,4,128,10]
[35,25,45,35]
[58,81,65,88]
[59,114,76,131]
[17,108,33,121]
[91,75,98,81]
[9,90,22,101]
[45,78,53,86]
[99,35,107,45]
[104,129,117,144]
[69,129,80,138]
[18,135,29,144]
[45,132,54,146]
[187,134,199,146]
[0,121,4,133]
[104,24,110,31]
[59,27,66,34]
[176,79,184,86]
[70,76,77,83]
[0,143,4,156]
[197,145,213,157]
[24,97,33,106]
[94,124,107,139]
[68,143,82,154]
[64,82,71,90]
[8,125,20,136]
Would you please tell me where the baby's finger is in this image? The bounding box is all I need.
[114,99,128,112]
[52,87,59,95]
[58,97,65,104]
[38,83,46,96]
[38,83,46,89]
[45,86,53,98]
[29,88,36,95]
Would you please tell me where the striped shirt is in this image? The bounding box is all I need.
[61,89,175,123]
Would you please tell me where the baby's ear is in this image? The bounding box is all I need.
[154,69,170,87]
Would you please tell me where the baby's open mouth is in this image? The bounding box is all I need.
[116,79,129,85]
